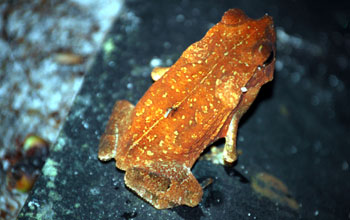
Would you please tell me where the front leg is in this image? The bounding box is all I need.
[223,116,239,163]
[151,67,170,81]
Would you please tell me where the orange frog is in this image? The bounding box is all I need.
[98,9,276,209]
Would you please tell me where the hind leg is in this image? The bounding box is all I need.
[125,161,203,209]
[98,100,134,161]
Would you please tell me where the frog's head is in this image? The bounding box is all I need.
[250,14,276,85]
[222,9,276,86]
[212,9,276,112]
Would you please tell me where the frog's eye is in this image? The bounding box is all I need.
[263,50,274,66]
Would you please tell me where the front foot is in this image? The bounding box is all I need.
[223,116,239,163]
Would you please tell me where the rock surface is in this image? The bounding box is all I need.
[18,0,350,219]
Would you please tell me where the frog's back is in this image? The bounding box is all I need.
[98,8,276,209]
[116,9,275,169]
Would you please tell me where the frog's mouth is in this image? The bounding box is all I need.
[263,49,275,67]
[252,35,276,86]
[254,15,276,84]
[261,48,276,83]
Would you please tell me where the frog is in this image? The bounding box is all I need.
[98,8,276,209]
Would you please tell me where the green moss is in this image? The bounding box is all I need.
[46,181,55,188]
[36,202,55,219]
[103,38,115,55]
[53,137,66,152]
[42,159,59,177]
[49,190,62,201]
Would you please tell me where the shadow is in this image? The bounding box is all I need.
[240,78,275,126]
[203,185,224,208]
[120,211,137,220]
[172,205,204,220]
[224,166,250,184]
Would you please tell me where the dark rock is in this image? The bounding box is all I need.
[18,0,350,219]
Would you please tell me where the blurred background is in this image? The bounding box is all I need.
[0,0,123,219]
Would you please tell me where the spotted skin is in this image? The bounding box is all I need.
[98,9,276,209]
